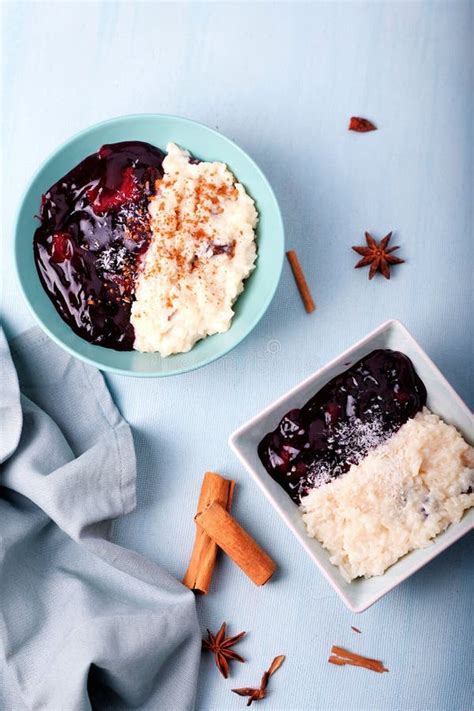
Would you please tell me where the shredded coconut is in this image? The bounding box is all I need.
[302,417,391,495]
[96,245,129,273]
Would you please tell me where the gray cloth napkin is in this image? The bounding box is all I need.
[0,327,201,710]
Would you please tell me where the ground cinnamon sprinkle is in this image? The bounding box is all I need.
[328,645,388,673]
[147,170,226,284]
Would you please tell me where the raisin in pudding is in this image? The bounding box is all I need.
[258,349,474,581]
[34,142,257,355]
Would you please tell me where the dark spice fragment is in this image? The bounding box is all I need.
[232,655,285,706]
[349,117,377,132]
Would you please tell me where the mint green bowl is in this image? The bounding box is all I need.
[15,115,284,376]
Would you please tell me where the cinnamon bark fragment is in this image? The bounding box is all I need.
[329,645,388,673]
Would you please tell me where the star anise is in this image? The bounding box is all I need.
[352,232,405,280]
[202,622,246,678]
[232,655,285,706]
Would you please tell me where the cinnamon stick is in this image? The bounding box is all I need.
[195,501,276,586]
[182,472,235,594]
[286,250,315,313]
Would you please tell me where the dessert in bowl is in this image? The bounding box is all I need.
[230,321,474,611]
[16,115,284,376]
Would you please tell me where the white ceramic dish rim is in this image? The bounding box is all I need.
[229,319,473,612]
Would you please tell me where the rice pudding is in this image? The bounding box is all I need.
[258,349,473,580]
[300,409,474,581]
[33,141,258,355]
[131,143,257,356]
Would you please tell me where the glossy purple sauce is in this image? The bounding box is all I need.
[258,349,427,502]
[33,141,165,350]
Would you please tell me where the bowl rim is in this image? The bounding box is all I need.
[14,113,284,377]
[229,318,474,612]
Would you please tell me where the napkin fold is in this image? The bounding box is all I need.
[0,327,201,710]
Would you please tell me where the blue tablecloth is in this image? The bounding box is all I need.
[0,328,201,710]
[2,2,472,709]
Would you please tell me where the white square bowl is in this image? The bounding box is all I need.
[229,320,473,612]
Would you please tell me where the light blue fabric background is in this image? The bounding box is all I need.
[2,2,472,710]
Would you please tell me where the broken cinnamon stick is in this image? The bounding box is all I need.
[286,250,315,313]
[182,472,235,594]
[195,502,276,586]
[329,646,389,673]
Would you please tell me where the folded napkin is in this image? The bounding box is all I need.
[0,327,201,710]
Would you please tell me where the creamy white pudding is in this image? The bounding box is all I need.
[300,409,474,581]
[131,143,258,356]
